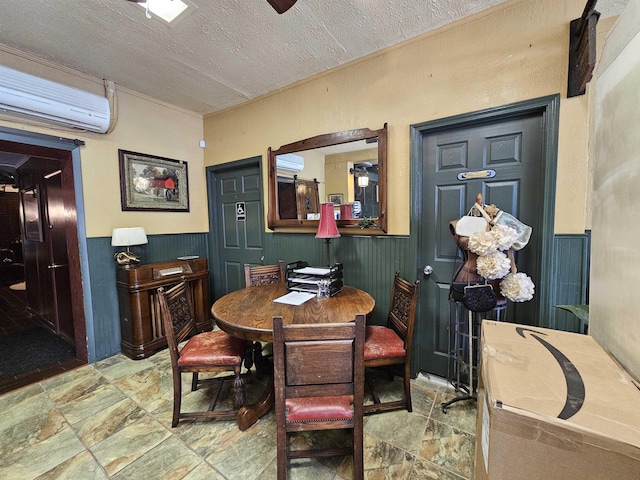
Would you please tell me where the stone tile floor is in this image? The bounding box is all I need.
[0,348,477,479]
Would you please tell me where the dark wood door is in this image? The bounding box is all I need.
[207,160,264,298]
[22,185,52,323]
[417,112,545,377]
[294,179,319,220]
[20,169,74,343]
[1,133,87,361]
[43,172,74,342]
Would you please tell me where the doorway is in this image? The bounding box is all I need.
[0,130,88,392]
[411,95,559,378]
[206,157,265,299]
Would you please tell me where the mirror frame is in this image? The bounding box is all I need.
[267,124,387,232]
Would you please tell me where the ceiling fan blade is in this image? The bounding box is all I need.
[127,0,297,14]
[267,0,297,14]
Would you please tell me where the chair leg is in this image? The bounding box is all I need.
[191,372,199,391]
[276,430,287,480]
[172,370,183,428]
[353,425,364,480]
[404,363,412,412]
[365,373,382,405]
[364,366,412,414]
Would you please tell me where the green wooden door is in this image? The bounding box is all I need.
[207,159,264,299]
[415,107,551,377]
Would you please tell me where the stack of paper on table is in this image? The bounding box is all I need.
[273,291,315,306]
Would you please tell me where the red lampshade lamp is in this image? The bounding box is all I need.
[316,203,340,266]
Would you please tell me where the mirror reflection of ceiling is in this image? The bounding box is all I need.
[276,139,376,176]
[0,1,628,116]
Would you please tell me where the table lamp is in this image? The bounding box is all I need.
[316,203,340,266]
[111,227,148,266]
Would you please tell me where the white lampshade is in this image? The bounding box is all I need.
[111,227,148,247]
[357,173,369,187]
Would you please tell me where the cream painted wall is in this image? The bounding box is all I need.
[0,48,206,238]
[591,1,640,381]
[203,0,598,236]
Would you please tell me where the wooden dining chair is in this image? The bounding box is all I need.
[244,260,285,373]
[273,314,365,480]
[244,260,285,287]
[364,271,420,414]
[158,281,248,427]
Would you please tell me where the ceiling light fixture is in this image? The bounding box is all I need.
[133,0,189,23]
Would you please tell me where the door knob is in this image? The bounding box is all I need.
[423,265,433,276]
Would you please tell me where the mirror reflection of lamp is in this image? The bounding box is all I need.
[316,203,340,266]
[111,227,148,267]
[350,166,370,188]
[357,170,369,188]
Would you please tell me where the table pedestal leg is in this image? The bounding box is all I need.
[236,345,274,431]
[236,373,274,430]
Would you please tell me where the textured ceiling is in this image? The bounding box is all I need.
[0,0,631,117]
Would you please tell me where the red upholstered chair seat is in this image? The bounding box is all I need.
[364,325,405,361]
[286,395,354,423]
[178,330,246,366]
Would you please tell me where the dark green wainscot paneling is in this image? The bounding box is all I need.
[264,232,414,325]
[545,232,590,332]
[86,233,208,361]
[84,230,588,365]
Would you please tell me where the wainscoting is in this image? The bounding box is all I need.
[85,231,589,363]
[547,233,591,331]
[86,233,209,361]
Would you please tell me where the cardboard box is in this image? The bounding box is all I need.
[476,320,640,480]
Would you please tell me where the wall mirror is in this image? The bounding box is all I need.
[267,124,387,232]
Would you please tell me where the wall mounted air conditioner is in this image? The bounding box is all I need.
[276,153,304,172]
[0,65,111,133]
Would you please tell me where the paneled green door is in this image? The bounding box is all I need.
[207,159,264,299]
[413,97,558,378]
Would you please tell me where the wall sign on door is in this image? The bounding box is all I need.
[236,202,246,221]
[457,169,496,181]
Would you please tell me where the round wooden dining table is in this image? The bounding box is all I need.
[211,283,375,430]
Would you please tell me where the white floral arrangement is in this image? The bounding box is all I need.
[468,222,535,303]
[468,230,496,256]
[476,251,511,280]
[491,224,520,251]
[500,272,535,302]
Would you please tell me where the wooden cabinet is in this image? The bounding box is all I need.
[116,258,211,359]
[276,178,319,220]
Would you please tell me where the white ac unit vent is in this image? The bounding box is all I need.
[276,153,304,172]
[0,65,111,133]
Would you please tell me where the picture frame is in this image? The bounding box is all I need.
[22,186,43,242]
[118,150,189,211]
[328,193,344,205]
